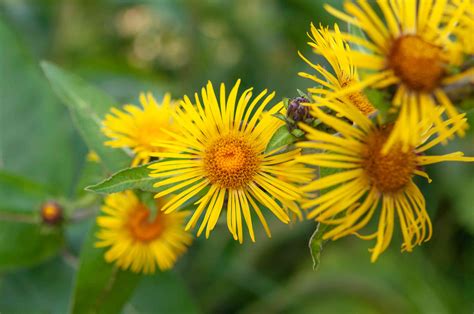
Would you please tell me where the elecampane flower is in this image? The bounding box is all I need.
[95,191,192,274]
[149,80,312,243]
[299,24,376,115]
[296,100,473,262]
[447,0,474,55]
[325,0,471,153]
[102,93,178,166]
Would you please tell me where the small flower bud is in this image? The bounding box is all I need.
[287,96,310,124]
[40,201,63,225]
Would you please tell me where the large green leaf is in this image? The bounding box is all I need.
[41,61,130,174]
[126,271,201,314]
[0,221,64,272]
[69,221,141,314]
[0,257,74,314]
[86,162,158,194]
[0,19,77,193]
[0,170,52,214]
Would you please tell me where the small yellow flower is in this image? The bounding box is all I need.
[149,80,312,243]
[95,191,192,274]
[299,24,376,115]
[325,0,471,153]
[297,100,473,262]
[102,93,179,166]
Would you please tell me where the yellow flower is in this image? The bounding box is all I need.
[102,93,178,166]
[95,191,192,274]
[448,0,474,55]
[299,23,376,115]
[296,100,473,262]
[148,80,312,243]
[325,0,471,153]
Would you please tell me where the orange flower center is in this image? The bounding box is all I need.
[204,135,260,188]
[361,126,416,193]
[389,35,444,92]
[127,204,164,242]
[340,79,376,115]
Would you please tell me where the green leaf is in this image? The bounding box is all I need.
[364,88,391,121]
[86,162,158,194]
[69,222,141,314]
[265,125,295,153]
[74,157,110,197]
[460,95,474,112]
[272,112,287,121]
[0,170,51,214]
[126,271,201,314]
[306,166,340,270]
[41,61,130,174]
[0,221,64,272]
[0,257,74,314]
[296,89,309,99]
[291,128,305,137]
[0,20,77,193]
[308,222,328,271]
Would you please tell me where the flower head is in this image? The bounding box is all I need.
[149,80,312,243]
[299,24,376,115]
[95,191,192,274]
[102,93,178,166]
[296,99,473,262]
[325,0,471,153]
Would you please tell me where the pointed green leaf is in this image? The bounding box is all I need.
[265,125,295,153]
[308,222,328,271]
[86,162,158,194]
[41,61,129,173]
[69,221,141,314]
[291,128,305,137]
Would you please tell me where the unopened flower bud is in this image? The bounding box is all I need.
[287,96,310,124]
[40,201,63,225]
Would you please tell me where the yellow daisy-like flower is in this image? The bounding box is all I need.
[448,0,474,55]
[95,191,192,274]
[325,0,471,153]
[299,23,376,115]
[102,93,178,166]
[148,80,312,243]
[296,100,473,262]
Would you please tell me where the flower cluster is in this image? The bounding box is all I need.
[96,0,473,273]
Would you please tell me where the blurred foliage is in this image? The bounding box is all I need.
[0,0,473,313]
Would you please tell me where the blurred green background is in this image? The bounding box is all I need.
[0,0,473,313]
